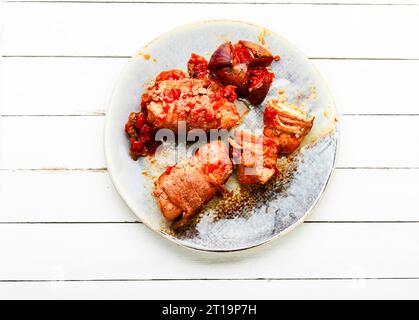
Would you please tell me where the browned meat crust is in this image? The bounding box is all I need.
[264,99,314,154]
[142,70,240,132]
[153,140,233,222]
[231,130,280,185]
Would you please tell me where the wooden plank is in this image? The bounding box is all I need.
[312,60,419,115]
[0,116,105,169]
[0,223,418,280]
[1,115,419,169]
[1,169,418,222]
[0,170,135,222]
[337,115,419,168]
[2,278,419,300]
[312,169,419,222]
[3,58,419,116]
[2,58,125,116]
[3,3,419,58]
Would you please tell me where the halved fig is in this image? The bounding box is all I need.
[237,40,274,67]
[213,64,249,96]
[248,69,274,105]
[208,42,233,71]
[208,40,278,105]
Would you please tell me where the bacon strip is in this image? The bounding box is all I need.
[153,141,233,222]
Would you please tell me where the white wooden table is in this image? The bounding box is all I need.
[1,0,419,299]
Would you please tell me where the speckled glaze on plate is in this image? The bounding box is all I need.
[105,20,338,252]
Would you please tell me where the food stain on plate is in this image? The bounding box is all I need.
[135,51,151,60]
[258,29,271,46]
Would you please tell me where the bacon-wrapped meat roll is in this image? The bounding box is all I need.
[142,70,240,132]
[231,130,280,185]
[153,140,233,222]
[264,99,314,154]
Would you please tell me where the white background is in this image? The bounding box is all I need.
[1,0,419,299]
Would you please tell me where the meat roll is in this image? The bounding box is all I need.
[231,130,280,185]
[142,70,240,132]
[153,140,233,222]
[263,99,314,154]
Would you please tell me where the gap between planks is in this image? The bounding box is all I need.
[4,1,419,6]
[1,277,419,283]
[4,3,419,58]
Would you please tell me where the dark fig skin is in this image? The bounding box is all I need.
[248,71,274,105]
[238,40,274,67]
[208,40,277,105]
[213,64,249,96]
[208,42,233,71]
[249,56,274,68]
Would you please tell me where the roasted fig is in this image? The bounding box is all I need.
[208,40,277,105]
[237,40,274,67]
[208,42,233,71]
[248,69,274,105]
[212,64,249,96]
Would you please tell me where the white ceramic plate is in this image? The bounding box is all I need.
[105,20,338,252]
